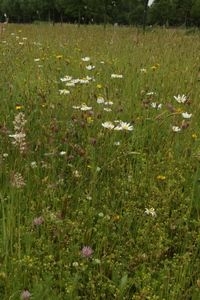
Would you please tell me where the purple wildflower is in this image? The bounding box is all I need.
[81,246,93,258]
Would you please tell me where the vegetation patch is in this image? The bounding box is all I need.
[0,24,200,299]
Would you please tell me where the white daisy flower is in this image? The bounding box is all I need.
[85,75,94,81]
[82,56,90,62]
[79,79,90,84]
[151,102,157,108]
[174,94,187,104]
[80,104,92,111]
[111,74,123,78]
[59,151,67,156]
[59,89,70,95]
[60,76,72,82]
[146,92,156,96]
[114,125,123,130]
[172,126,181,132]
[182,112,192,119]
[102,121,115,129]
[114,121,133,131]
[97,97,105,104]
[86,65,95,71]
[30,161,37,168]
[66,82,76,87]
[151,102,162,109]
[71,79,80,84]
[104,101,113,106]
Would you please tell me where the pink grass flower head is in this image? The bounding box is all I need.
[21,289,31,300]
[81,246,93,258]
[33,216,44,226]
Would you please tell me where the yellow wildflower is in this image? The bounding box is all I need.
[157,175,166,180]
[192,133,197,140]
[86,116,93,124]
[15,105,23,110]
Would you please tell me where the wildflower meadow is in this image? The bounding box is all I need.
[1,24,200,299]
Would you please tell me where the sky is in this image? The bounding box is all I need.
[148,0,154,6]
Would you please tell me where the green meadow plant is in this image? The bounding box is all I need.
[0,24,200,299]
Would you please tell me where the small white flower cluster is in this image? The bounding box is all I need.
[102,120,133,131]
[145,207,156,217]
[181,112,192,119]
[72,103,92,111]
[11,172,26,189]
[81,56,90,62]
[151,102,162,109]
[97,96,113,112]
[86,65,95,70]
[172,94,192,132]
[81,57,95,70]
[59,89,70,95]
[59,75,95,96]
[146,91,156,96]
[174,94,187,104]
[111,74,123,79]
[172,126,181,133]
[9,112,27,153]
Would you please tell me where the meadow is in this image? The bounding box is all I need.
[0,23,200,299]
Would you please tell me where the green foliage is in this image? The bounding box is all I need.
[191,0,200,25]
[149,0,200,26]
[1,0,200,26]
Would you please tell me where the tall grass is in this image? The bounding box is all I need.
[0,24,200,299]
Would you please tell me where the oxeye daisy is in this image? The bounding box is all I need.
[182,112,192,119]
[59,89,70,95]
[111,73,123,78]
[97,96,105,104]
[102,121,115,129]
[81,56,90,62]
[174,94,187,104]
[80,104,92,111]
[172,126,181,132]
[86,65,95,70]
[114,121,133,131]
[60,75,72,82]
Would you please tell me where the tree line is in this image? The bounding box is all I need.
[0,0,200,27]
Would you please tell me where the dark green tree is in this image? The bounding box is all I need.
[149,0,176,25]
[191,0,200,26]
[0,0,200,26]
